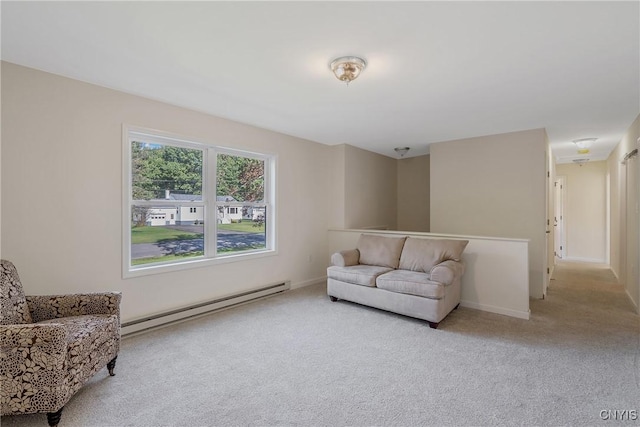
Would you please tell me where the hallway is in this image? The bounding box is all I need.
[547,261,636,314]
[531,261,640,342]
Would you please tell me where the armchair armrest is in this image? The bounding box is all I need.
[429,260,465,285]
[26,292,121,323]
[331,249,360,267]
[0,323,67,366]
[0,324,68,412]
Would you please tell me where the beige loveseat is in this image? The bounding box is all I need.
[327,234,468,328]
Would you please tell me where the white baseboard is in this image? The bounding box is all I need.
[562,256,606,264]
[291,276,326,289]
[611,268,620,282]
[625,288,639,314]
[460,300,530,320]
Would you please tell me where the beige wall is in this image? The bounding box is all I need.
[608,113,640,311]
[430,128,548,298]
[626,152,639,309]
[546,136,556,292]
[397,154,430,232]
[7,59,633,319]
[1,62,331,322]
[343,144,397,230]
[328,145,347,229]
[609,135,623,282]
[556,161,607,263]
[329,146,425,232]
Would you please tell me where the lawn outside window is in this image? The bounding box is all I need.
[123,126,276,277]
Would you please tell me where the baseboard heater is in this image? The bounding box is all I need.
[121,280,290,336]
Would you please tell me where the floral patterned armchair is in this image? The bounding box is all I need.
[0,260,121,426]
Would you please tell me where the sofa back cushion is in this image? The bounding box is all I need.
[1,259,33,325]
[357,234,407,269]
[399,238,469,272]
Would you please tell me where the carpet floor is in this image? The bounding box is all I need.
[3,261,639,426]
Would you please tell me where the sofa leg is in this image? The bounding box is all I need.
[107,356,117,376]
[427,321,439,329]
[454,303,460,310]
[47,407,64,427]
[329,296,338,302]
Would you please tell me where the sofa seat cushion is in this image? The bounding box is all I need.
[38,314,119,366]
[376,270,445,299]
[327,265,393,287]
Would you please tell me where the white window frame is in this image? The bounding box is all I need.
[123,126,277,278]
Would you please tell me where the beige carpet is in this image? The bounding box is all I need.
[2,261,639,426]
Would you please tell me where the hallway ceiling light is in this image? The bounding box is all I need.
[394,147,410,157]
[572,158,589,166]
[572,138,597,150]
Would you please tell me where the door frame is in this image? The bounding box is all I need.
[554,176,566,261]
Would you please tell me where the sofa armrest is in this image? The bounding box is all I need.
[330,249,360,267]
[429,260,465,285]
[26,292,121,323]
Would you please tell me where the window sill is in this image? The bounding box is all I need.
[123,249,277,279]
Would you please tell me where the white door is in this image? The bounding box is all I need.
[554,176,566,260]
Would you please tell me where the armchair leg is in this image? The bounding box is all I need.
[107,356,117,376]
[329,296,338,302]
[47,407,64,427]
[427,321,439,329]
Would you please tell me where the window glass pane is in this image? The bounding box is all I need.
[217,205,267,254]
[216,154,264,202]
[132,141,203,200]
[131,205,204,266]
[216,153,267,255]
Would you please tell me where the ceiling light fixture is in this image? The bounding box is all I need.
[330,56,366,85]
[572,138,597,150]
[394,147,410,157]
[572,158,590,167]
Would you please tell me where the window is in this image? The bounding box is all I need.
[124,128,275,275]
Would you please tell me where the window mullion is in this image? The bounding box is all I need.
[265,155,275,251]
[206,148,218,257]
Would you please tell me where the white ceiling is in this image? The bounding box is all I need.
[2,1,639,161]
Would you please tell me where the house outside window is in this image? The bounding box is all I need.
[124,127,275,276]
